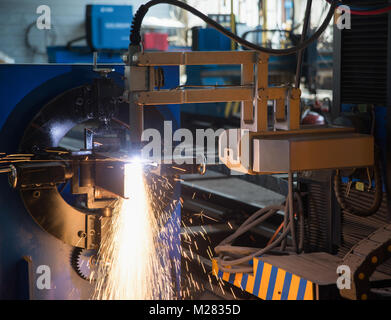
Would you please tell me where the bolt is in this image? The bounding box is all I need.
[371,256,378,264]
[358,273,365,280]
[291,88,301,100]
[78,231,87,238]
[257,53,269,64]
[75,97,84,106]
[33,190,41,199]
[257,88,268,100]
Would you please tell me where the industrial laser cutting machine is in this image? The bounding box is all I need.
[124,44,376,302]
[123,0,391,300]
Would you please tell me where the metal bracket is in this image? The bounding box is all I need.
[92,52,114,77]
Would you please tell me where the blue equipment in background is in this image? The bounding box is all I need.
[47,5,133,64]
[191,27,232,51]
[86,5,133,51]
[182,27,239,120]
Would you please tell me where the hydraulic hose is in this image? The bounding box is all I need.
[129,0,338,56]
[214,188,304,274]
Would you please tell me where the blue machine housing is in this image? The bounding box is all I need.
[47,46,124,64]
[0,64,181,299]
[86,5,132,51]
[192,27,232,51]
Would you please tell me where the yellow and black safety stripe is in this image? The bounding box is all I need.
[212,258,314,300]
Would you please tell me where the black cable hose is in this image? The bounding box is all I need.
[130,0,338,56]
[334,153,383,217]
[25,21,57,56]
[295,0,312,88]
